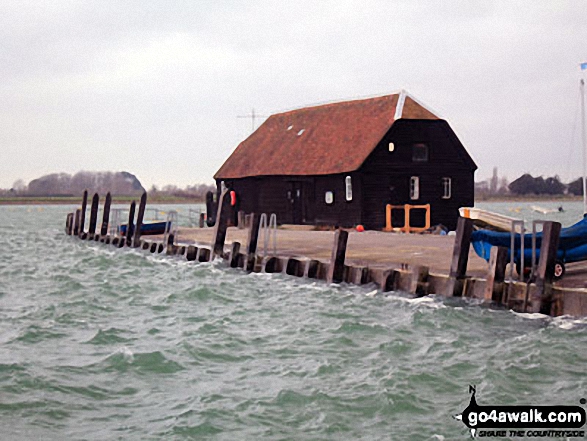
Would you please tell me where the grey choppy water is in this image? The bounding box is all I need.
[1,205,586,440]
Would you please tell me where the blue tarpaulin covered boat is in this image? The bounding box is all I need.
[471,215,587,278]
[118,221,170,236]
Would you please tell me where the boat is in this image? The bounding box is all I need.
[118,221,170,236]
[471,216,587,279]
[530,205,564,214]
[470,69,587,280]
[459,207,522,232]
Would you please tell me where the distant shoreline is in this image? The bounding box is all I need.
[0,196,206,206]
[475,195,582,203]
[0,194,582,206]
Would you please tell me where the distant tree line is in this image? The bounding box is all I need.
[508,174,584,196]
[148,183,216,200]
[1,171,215,200]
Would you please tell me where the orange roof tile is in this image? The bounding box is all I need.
[215,92,439,179]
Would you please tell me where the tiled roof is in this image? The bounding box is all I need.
[215,92,439,179]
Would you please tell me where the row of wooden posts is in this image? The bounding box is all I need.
[65,190,564,316]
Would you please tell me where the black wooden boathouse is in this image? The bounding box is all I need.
[214,92,477,231]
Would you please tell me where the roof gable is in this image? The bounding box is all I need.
[215,92,439,179]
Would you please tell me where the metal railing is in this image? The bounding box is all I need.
[259,213,277,258]
[163,210,178,245]
[109,208,126,236]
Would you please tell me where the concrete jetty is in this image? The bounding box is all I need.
[65,190,587,317]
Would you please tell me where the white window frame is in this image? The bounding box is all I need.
[410,176,420,200]
[442,177,452,199]
[325,191,334,204]
[345,176,353,201]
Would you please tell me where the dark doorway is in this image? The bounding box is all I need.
[287,182,304,224]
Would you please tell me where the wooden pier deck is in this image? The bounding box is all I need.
[171,226,587,290]
[65,190,587,317]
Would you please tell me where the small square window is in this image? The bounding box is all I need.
[388,142,395,152]
[412,143,428,162]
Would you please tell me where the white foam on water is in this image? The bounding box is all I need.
[388,294,446,309]
[116,346,134,362]
[550,315,587,330]
[511,310,549,320]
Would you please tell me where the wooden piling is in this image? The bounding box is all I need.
[303,259,321,279]
[199,213,205,228]
[73,209,81,236]
[229,242,241,268]
[286,258,304,277]
[205,191,217,227]
[88,193,99,237]
[528,221,562,314]
[126,201,136,246]
[100,192,112,236]
[65,213,73,235]
[78,190,88,237]
[326,229,348,284]
[186,246,198,261]
[349,266,369,285]
[165,233,175,255]
[197,247,211,262]
[237,210,245,229]
[446,216,473,296]
[408,265,429,296]
[483,246,508,302]
[212,189,231,257]
[133,192,147,248]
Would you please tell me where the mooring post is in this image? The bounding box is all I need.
[88,193,99,238]
[199,213,205,228]
[483,246,508,303]
[446,217,473,296]
[206,191,217,227]
[186,245,198,261]
[212,189,231,257]
[78,190,88,237]
[133,192,147,248]
[165,233,175,255]
[528,221,561,314]
[243,213,261,271]
[65,213,73,235]
[125,201,136,246]
[326,229,348,284]
[100,192,112,236]
[408,265,429,296]
[73,209,81,236]
[229,242,241,268]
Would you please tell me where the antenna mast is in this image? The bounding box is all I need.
[237,108,267,133]
[581,79,587,214]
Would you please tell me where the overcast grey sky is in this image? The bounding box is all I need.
[1,1,586,189]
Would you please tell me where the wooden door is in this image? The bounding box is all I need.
[287,182,304,224]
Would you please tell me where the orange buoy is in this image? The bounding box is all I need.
[230,190,236,206]
[356,225,365,232]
